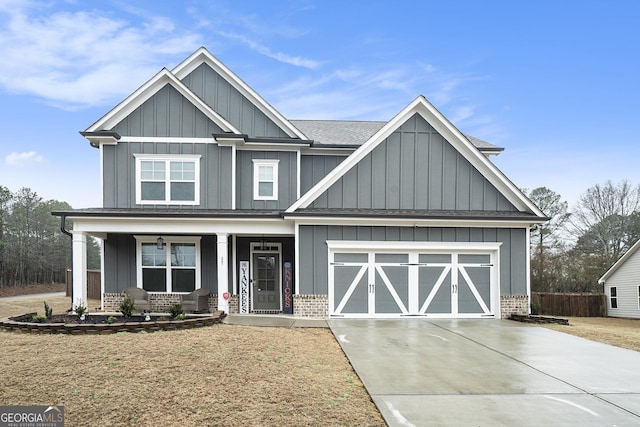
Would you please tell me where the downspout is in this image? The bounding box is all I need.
[60,214,73,311]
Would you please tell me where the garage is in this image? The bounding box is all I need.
[327,241,501,318]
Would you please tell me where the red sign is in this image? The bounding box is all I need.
[223,292,230,301]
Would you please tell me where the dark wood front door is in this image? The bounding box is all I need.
[252,253,281,311]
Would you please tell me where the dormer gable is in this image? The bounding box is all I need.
[288,96,545,218]
[84,68,240,136]
[173,47,307,140]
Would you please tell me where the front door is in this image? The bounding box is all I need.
[251,247,281,311]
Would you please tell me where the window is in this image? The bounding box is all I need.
[253,159,279,200]
[135,155,201,205]
[610,286,618,309]
[638,286,640,309]
[136,236,201,293]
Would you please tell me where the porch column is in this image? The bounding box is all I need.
[216,233,229,313]
[72,231,87,309]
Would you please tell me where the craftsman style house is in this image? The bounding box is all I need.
[55,47,546,318]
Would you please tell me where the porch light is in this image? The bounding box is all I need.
[156,236,165,250]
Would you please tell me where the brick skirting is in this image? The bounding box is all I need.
[501,295,529,318]
[293,294,328,318]
[103,292,219,313]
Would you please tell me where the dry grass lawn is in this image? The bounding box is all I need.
[542,316,640,352]
[0,295,384,427]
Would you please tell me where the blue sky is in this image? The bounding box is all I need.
[0,0,638,210]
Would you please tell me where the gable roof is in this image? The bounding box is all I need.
[291,119,503,154]
[598,238,640,284]
[287,95,545,218]
[85,68,240,134]
[172,47,307,140]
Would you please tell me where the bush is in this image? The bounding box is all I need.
[119,295,136,317]
[169,303,184,319]
[43,302,53,319]
[530,299,541,315]
[174,313,186,321]
[32,314,46,323]
[74,300,87,317]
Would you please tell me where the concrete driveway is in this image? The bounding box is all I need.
[328,319,640,427]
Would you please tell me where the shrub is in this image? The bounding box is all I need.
[119,295,136,317]
[32,315,46,323]
[169,303,184,319]
[174,313,186,321]
[74,300,87,317]
[530,299,541,315]
[44,302,53,319]
[107,316,117,324]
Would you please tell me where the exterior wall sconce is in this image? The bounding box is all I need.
[156,236,165,250]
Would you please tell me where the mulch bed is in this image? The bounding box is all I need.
[509,314,569,325]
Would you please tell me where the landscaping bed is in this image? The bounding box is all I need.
[1,311,225,334]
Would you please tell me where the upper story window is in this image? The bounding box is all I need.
[253,159,279,200]
[134,154,201,205]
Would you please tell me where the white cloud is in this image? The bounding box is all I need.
[0,1,201,109]
[5,151,45,166]
[218,31,321,69]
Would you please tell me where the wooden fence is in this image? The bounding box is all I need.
[65,269,101,300]
[531,292,607,317]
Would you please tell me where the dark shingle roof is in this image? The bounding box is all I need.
[290,119,503,152]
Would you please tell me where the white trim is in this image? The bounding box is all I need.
[599,238,640,284]
[134,235,202,293]
[290,216,546,228]
[296,150,301,200]
[231,144,237,210]
[172,47,307,140]
[327,240,502,252]
[287,95,545,218]
[121,137,217,144]
[252,159,279,201]
[134,154,201,205]
[294,222,300,295]
[85,68,240,134]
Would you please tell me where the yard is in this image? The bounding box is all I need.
[2,291,640,427]
[0,293,384,427]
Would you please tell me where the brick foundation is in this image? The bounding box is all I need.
[103,292,218,313]
[293,294,328,318]
[500,295,529,318]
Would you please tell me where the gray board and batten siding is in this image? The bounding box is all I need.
[102,141,233,209]
[298,225,527,297]
[236,150,298,210]
[112,85,225,138]
[180,63,289,139]
[309,114,516,212]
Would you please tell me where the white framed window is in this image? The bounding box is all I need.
[252,159,279,200]
[637,285,640,309]
[610,286,618,309]
[134,154,201,205]
[135,236,201,293]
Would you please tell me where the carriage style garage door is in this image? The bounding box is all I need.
[327,241,501,318]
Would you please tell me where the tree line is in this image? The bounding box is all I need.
[527,180,640,293]
[0,186,99,288]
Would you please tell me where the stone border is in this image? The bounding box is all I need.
[0,311,226,335]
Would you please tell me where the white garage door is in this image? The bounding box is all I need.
[327,241,501,318]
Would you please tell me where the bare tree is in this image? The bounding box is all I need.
[524,187,570,291]
[571,180,640,262]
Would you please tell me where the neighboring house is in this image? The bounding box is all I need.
[54,47,547,319]
[598,239,640,319]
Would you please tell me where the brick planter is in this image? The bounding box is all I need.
[0,311,225,335]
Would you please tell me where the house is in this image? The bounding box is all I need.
[598,239,640,319]
[54,47,547,319]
